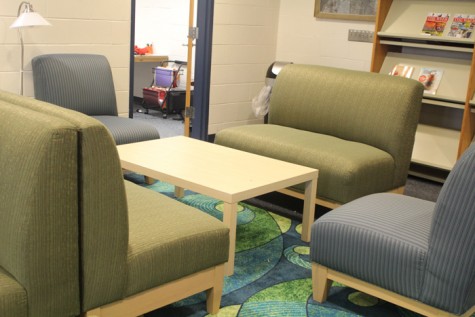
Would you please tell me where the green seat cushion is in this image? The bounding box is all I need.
[215,124,395,204]
[124,181,229,297]
[0,268,27,317]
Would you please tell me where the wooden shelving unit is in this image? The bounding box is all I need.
[371,0,475,177]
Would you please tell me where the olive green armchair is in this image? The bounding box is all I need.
[0,90,229,317]
[215,64,424,209]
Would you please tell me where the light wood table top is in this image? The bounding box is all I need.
[117,136,318,275]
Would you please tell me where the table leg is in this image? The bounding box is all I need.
[174,186,185,198]
[301,178,317,242]
[144,176,155,185]
[222,202,237,276]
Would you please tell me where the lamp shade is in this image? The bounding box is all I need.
[10,2,51,29]
[10,11,50,28]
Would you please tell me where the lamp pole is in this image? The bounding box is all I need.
[18,27,25,95]
[10,1,51,95]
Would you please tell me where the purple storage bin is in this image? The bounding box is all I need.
[154,67,178,88]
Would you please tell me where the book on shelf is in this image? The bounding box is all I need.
[389,64,414,78]
[421,13,450,36]
[447,14,475,39]
[418,68,444,95]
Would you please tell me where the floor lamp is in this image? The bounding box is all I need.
[10,1,50,95]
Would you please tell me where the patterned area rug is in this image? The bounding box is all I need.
[126,175,422,317]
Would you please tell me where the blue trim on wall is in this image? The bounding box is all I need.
[192,0,215,140]
[129,0,136,119]
[129,0,214,138]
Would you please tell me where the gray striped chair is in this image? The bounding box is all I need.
[310,143,475,317]
[32,53,160,145]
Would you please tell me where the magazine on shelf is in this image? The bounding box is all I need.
[447,14,475,39]
[418,68,444,95]
[389,64,414,78]
[421,13,450,36]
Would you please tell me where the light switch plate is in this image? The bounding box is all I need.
[348,29,374,43]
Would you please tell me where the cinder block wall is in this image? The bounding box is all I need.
[208,0,374,135]
[276,0,374,70]
[0,0,131,115]
[1,0,374,125]
[208,0,280,134]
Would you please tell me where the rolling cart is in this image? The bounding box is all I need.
[140,61,193,119]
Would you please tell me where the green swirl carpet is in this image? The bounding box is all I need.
[126,175,422,317]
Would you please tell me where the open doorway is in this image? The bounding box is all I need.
[129,0,214,140]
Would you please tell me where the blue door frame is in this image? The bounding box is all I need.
[129,0,214,141]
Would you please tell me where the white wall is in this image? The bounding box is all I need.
[208,0,280,134]
[0,0,131,115]
[133,0,195,96]
[135,0,194,60]
[276,0,374,70]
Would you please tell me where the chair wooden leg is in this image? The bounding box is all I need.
[206,264,225,314]
[312,263,332,303]
[83,311,143,317]
[144,176,156,184]
[82,308,101,317]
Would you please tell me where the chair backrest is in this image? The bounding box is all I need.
[420,143,475,314]
[32,54,118,116]
[0,92,80,317]
[269,64,424,187]
[0,90,130,312]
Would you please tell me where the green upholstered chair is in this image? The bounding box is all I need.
[0,90,229,317]
[215,64,424,209]
[31,53,161,145]
[0,93,81,317]
[310,143,475,317]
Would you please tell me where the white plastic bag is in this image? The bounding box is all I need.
[252,85,272,118]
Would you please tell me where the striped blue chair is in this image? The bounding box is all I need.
[310,144,475,317]
[32,54,160,145]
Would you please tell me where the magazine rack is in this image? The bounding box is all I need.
[371,0,475,180]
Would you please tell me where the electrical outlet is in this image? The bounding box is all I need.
[348,29,374,43]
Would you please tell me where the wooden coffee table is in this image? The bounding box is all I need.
[117,136,318,275]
